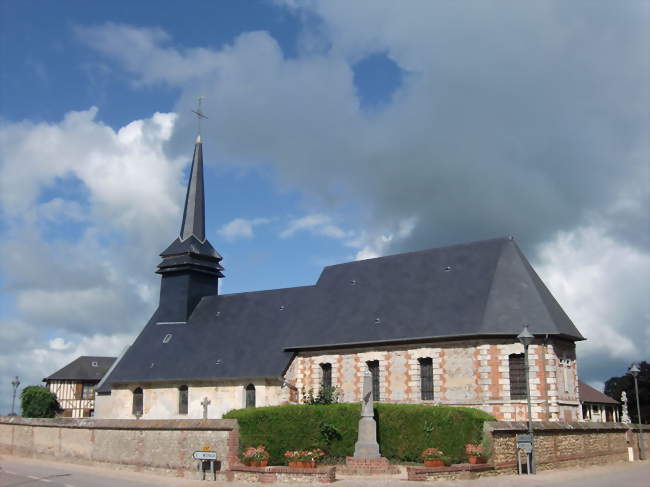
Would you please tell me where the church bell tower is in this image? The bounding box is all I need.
[155,127,223,324]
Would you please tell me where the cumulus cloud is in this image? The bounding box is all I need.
[218,217,270,240]
[280,214,351,239]
[0,108,188,413]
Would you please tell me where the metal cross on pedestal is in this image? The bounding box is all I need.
[201,396,211,419]
[192,96,208,139]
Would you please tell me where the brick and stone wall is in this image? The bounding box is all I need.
[285,338,579,421]
[0,416,239,478]
[484,421,642,470]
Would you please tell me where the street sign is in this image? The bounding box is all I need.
[516,434,532,443]
[193,451,217,460]
[517,442,533,453]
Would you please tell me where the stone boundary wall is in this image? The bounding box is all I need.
[484,421,644,470]
[0,416,239,478]
[227,465,336,483]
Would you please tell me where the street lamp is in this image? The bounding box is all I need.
[628,364,645,460]
[517,323,535,474]
[11,376,20,416]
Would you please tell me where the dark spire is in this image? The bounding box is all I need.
[155,121,223,323]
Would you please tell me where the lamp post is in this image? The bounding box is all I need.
[11,376,20,416]
[517,324,535,474]
[628,364,645,460]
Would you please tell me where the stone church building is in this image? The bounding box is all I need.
[95,135,585,422]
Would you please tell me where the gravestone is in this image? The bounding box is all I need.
[201,397,211,419]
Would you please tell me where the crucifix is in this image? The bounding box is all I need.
[201,396,211,419]
[192,96,208,139]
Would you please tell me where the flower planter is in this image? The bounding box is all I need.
[423,459,445,467]
[288,461,301,468]
[467,456,486,465]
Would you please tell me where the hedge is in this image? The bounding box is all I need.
[224,403,494,464]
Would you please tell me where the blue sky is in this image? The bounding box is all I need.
[0,0,648,413]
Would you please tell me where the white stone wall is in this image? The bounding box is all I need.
[95,379,287,419]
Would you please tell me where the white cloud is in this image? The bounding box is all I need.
[280,214,351,239]
[217,217,270,240]
[0,108,189,413]
[354,216,417,260]
[535,226,650,362]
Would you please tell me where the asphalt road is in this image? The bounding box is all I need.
[1,456,649,487]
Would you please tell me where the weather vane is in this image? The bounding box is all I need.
[192,96,208,139]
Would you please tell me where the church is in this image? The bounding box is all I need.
[95,134,585,422]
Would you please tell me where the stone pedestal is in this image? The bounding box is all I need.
[354,416,380,458]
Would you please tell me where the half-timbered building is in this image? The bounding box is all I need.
[44,356,115,417]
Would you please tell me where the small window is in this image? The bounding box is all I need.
[162,334,173,344]
[321,363,332,389]
[367,361,380,402]
[81,383,95,400]
[245,384,256,408]
[509,354,527,400]
[419,358,434,401]
[178,385,188,415]
[132,387,143,417]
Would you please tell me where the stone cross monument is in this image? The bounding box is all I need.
[201,397,211,419]
[353,371,380,458]
[621,391,631,424]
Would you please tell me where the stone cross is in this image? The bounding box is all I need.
[201,396,211,419]
[353,371,380,458]
[621,391,631,424]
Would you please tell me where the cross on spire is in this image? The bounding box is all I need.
[192,96,208,141]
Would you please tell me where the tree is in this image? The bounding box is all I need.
[604,361,649,424]
[20,386,60,418]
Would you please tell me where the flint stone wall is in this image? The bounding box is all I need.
[0,416,239,478]
[485,421,644,470]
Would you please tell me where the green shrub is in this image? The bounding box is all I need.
[225,404,360,464]
[20,386,60,418]
[375,404,493,463]
[224,403,494,464]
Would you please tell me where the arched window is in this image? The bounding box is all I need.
[178,385,188,415]
[320,363,332,389]
[419,357,434,401]
[366,361,380,401]
[245,384,256,408]
[508,354,527,400]
[132,387,143,417]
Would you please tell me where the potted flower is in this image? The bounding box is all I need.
[420,447,445,467]
[241,445,270,467]
[284,448,325,468]
[284,450,302,468]
[465,443,487,464]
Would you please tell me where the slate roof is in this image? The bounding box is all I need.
[579,380,619,405]
[44,356,116,382]
[99,237,584,390]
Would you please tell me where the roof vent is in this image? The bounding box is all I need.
[443,266,452,272]
[162,333,173,344]
[279,305,285,311]
[216,311,221,317]
[150,362,155,368]
[215,359,222,365]
[375,317,381,325]
[350,279,357,285]
[91,361,98,367]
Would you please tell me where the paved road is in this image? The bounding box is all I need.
[1,456,649,487]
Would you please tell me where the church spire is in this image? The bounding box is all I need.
[155,103,223,323]
[179,137,206,242]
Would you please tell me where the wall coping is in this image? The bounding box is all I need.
[0,416,238,431]
[485,420,646,433]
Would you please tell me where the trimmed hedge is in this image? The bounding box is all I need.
[224,403,494,464]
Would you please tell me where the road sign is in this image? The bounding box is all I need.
[193,451,217,460]
[516,433,532,443]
